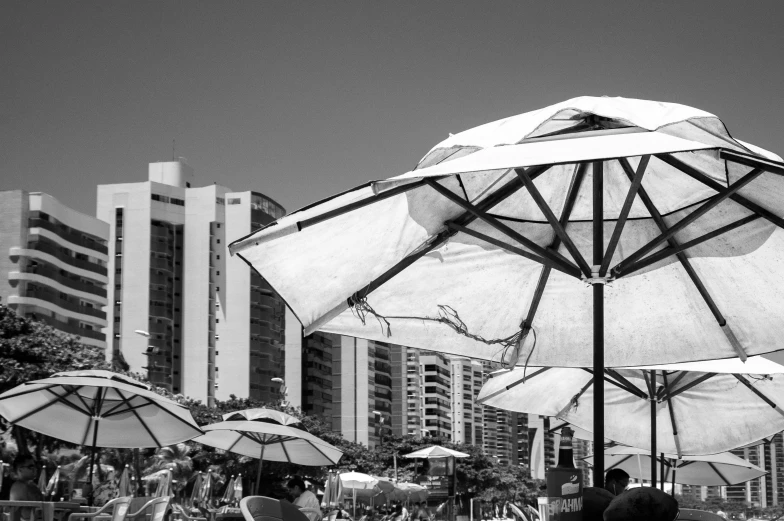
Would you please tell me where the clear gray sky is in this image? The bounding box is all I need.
[2,1,783,217]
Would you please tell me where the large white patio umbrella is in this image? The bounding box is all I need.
[402,446,469,459]
[582,447,767,488]
[477,355,784,484]
[340,472,380,519]
[193,420,342,495]
[229,96,784,485]
[0,370,202,502]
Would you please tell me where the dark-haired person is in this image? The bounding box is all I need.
[9,455,43,521]
[603,469,630,496]
[288,477,322,521]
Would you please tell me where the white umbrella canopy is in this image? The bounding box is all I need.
[221,408,300,426]
[230,96,784,484]
[0,370,202,448]
[402,446,469,459]
[194,421,342,465]
[477,356,784,455]
[230,96,784,369]
[583,447,767,487]
[193,420,342,495]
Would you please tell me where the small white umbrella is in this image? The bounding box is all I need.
[583,447,767,487]
[118,465,132,498]
[45,466,62,500]
[402,447,469,459]
[340,472,379,519]
[222,408,300,426]
[193,420,342,495]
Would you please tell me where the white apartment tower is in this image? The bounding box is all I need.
[97,161,286,404]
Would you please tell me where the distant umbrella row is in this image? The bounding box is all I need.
[0,369,344,503]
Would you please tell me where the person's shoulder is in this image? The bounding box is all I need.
[10,480,42,501]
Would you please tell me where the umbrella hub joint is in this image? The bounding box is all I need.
[581,266,614,286]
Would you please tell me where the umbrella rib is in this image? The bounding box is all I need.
[476,368,551,404]
[664,373,717,400]
[510,162,588,362]
[301,165,553,334]
[445,222,579,277]
[612,164,765,276]
[423,176,581,276]
[581,368,646,399]
[707,462,732,486]
[515,167,591,276]
[606,454,633,471]
[0,383,59,401]
[136,395,202,433]
[599,155,650,276]
[733,374,784,417]
[618,214,761,276]
[102,402,156,418]
[115,388,162,447]
[280,439,293,463]
[9,385,83,424]
[42,387,92,416]
[555,377,594,419]
[656,153,784,230]
[720,149,784,176]
[615,157,728,328]
[603,369,649,399]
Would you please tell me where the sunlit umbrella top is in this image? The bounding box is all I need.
[230,96,784,369]
[222,408,300,426]
[0,370,202,448]
[402,446,469,459]
[193,420,342,466]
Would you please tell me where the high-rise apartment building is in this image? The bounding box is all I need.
[97,161,286,403]
[726,438,784,507]
[0,190,109,349]
[420,351,453,440]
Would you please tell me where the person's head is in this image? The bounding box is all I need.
[13,455,37,482]
[395,504,403,514]
[287,477,307,498]
[605,469,630,496]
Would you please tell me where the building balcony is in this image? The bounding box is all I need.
[149,272,172,286]
[16,308,106,342]
[149,304,173,320]
[23,240,107,276]
[149,257,174,271]
[148,322,172,335]
[28,218,108,254]
[22,288,106,320]
[8,269,106,302]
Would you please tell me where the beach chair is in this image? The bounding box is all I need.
[126,497,172,521]
[68,497,133,521]
[239,497,309,521]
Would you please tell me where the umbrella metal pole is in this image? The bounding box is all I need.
[671,466,676,497]
[592,160,605,489]
[660,453,665,491]
[255,444,266,495]
[650,370,657,488]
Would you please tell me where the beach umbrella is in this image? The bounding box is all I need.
[221,476,236,505]
[392,483,428,504]
[340,472,379,519]
[402,447,469,459]
[200,471,214,504]
[190,472,203,506]
[142,469,173,498]
[477,356,784,461]
[37,466,47,495]
[193,420,342,495]
[233,474,243,504]
[45,466,61,500]
[118,465,132,498]
[322,472,344,508]
[229,96,784,485]
[0,370,201,503]
[583,447,767,487]
[222,408,300,426]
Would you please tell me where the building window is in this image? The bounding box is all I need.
[228,198,241,205]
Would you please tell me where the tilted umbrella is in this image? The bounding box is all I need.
[0,370,201,503]
[582,447,767,488]
[190,472,203,507]
[221,475,236,505]
[45,466,61,500]
[193,421,342,495]
[322,472,344,508]
[37,466,47,495]
[229,96,784,484]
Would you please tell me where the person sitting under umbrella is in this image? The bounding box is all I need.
[9,455,44,521]
[288,477,322,521]
[604,469,630,496]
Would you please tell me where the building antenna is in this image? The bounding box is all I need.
[172,139,176,160]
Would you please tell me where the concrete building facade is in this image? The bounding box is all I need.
[97,161,285,403]
[0,190,109,348]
